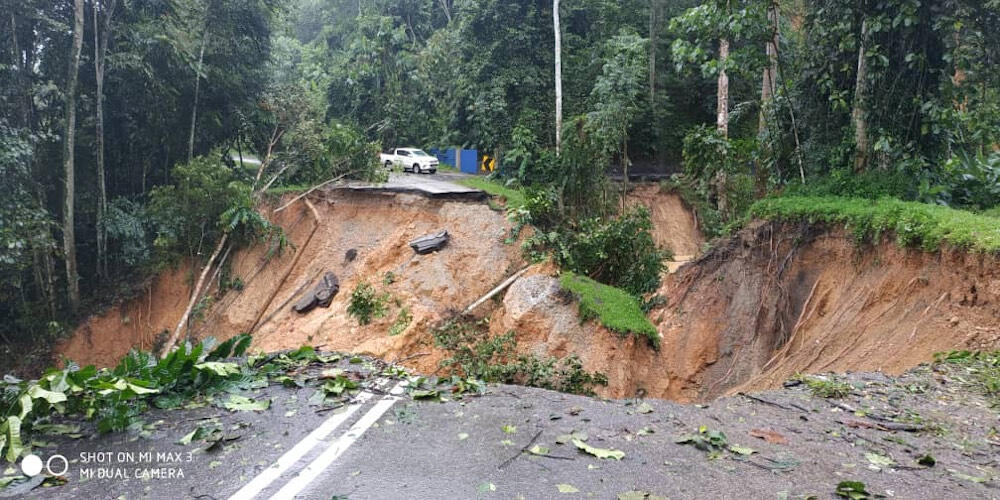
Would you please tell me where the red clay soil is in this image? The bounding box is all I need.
[57,186,1000,404]
[627,184,704,259]
[57,189,525,373]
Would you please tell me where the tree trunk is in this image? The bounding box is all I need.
[716,37,730,138]
[759,0,779,134]
[554,0,563,156]
[852,18,870,172]
[160,233,228,358]
[188,28,209,163]
[649,0,659,106]
[94,0,116,280]
[62,0,85,314]
[439,0,452,24]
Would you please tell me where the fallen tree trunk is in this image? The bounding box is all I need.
[160,233,228,358]
[462,267,530,315]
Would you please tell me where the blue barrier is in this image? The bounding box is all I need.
[459,149,478,174]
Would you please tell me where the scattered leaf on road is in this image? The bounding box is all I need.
[572,438,624,460]
[222,395,270,412]
[528,445,549,455]
[557,483,579,493]
[749,428,787,444]
[458,432,469,441]
[637,403,654,414]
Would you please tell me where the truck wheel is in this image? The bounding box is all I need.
[384,161,392,170]
[413,163,421,174]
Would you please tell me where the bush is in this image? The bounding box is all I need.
[534,207,670,296]
[431,318,608,396]
[346,281,389,325]
[147,153,246,263]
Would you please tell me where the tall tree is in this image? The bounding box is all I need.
[93,0,117,280]
[62,0,85,313]
[716,1,730,138]
[852,17,870,171]
[554,0,563,156]
[188,15,209,163]
[649,0,660,106]
[758,0,778,133]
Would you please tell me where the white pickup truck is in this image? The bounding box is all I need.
[380,148,439,174]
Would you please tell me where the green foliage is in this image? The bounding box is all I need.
[751,196,1000,253]
[933,351,1000,403]
[431,318,608,396]
[587,30,648,168]
[147,154,246,262]
[794,374,853,398]
[0,334,253,462]
[559,272,659,348]
[456,177,527,211]
[346,281,390,325]
[534,208,669,297]
[680,126,757,223]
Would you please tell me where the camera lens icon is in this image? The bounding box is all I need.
[20,454,43,477]
[21,453,68,477]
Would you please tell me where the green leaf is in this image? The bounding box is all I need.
[917,454,935,467]
[728,445,755,456]
[26,385,67,405]
[1,417,24,462]
[572,438,624,460]
[195,362,241,377]
[528,445,549,455]
[16,395,31,421]
[457,432,469,441]
[864,452,893,468]
[502,424,517,434]
[476,482,497,492]
[637,402,654,414]
[222,395,270,412]
[835,481,872,499]
[557,483,579,493]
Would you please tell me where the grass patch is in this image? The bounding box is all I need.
[457,177,526,210]
[751,196,1000,253]
[558,272,659,349]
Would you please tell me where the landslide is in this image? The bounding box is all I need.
[57,184,1000,404]
[57,189,525,373]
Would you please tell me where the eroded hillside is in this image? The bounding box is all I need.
[58,186,1000,402]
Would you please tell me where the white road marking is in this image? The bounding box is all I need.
[227,386,383,500]
[268,380,409,500]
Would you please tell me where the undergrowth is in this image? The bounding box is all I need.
[457,177,526,210]
[751,196,1000,253]
[347,281,390,325]
[0,334,254,463]
[933,351,1000,403]
[431,318,608,396]
[559,272,659,349]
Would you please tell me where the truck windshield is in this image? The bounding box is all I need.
[412,150,431,157]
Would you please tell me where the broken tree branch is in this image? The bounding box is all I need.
[273,171,355,214]
[250,199,322,332]
[161,233,229,358]
[463,267,531,315]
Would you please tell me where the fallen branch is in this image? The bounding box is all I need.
[161,233,229,358]
[250,199,322,332]
[463,267,531,315]
[498,429,543,470]
[739,392,807,413]
[273,171,354,214]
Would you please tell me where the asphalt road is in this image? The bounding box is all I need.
[336,172,485,200]
[15,354,997,500]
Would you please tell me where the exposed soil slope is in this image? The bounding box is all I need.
[59,186,1000,404]
[58,189,525,372]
